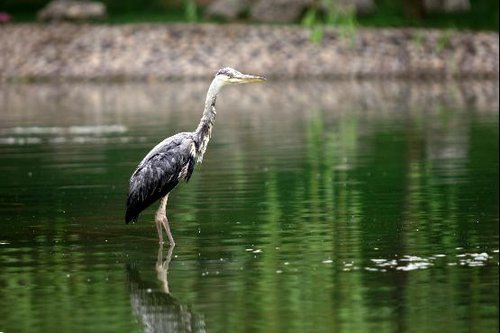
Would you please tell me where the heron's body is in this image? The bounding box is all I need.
[125,67,264,245]
[125,132,196,224]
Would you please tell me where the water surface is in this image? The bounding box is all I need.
[0,80,498,333]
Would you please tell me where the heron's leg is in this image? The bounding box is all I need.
[155,206,164,244]
[162,215,175,246]
[156,194,175,246]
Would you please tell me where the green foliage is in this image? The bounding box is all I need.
[0,0,498,30]
[183,0,198,23]
[301,6,318,27]
[301,7,324,44]
[358,0,499,31]
[436,29,454,52]
[301,0,358,44]
[412,30,425,50]
[335,7,358,46]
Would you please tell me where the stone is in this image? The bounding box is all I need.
[250,0,376,23]
[325,0,376,16]
[37,0,106,22]
[205,0,250,20]
[251,0,308,23]
[424,0,470,13]
[0,24,497,80]
[350,0,376,16]
[0,12,11,24]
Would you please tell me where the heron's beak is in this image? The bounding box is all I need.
[229,73,266,84]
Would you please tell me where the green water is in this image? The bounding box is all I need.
[0,80,498,333]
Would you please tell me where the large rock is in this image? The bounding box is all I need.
[37,0,106,22]
[343,0,375,16]
[0,12,11,24]
[1,24,497,80]
[251,0,308,23]
[205,0,250,20]
[424,0,470,13]
[250,0,375,23]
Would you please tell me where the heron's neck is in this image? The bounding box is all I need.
[194,78,222,162]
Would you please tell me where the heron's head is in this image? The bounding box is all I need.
[215,67,266,86]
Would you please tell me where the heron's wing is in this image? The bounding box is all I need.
[125,136,195,223]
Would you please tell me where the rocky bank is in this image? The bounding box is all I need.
[0,23,498,81]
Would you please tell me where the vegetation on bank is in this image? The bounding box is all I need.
[1,0,498,31]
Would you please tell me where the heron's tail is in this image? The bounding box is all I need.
[125,208,138,224]
[125,193,140,224]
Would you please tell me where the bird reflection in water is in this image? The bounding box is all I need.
[127,245,207,333]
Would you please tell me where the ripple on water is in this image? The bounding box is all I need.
[0,125,127,135]
[362,250,499,272]
[0,125,129,145]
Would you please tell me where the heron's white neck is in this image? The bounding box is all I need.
[194,76,226,163]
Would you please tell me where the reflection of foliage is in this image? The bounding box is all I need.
[0,82,498,333]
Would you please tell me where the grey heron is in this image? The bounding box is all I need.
[125,67,265,245]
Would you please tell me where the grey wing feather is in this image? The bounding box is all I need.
[125,133,195,223]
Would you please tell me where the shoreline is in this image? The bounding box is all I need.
[1,23,498,81]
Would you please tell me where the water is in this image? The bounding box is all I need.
[0,80,498,333]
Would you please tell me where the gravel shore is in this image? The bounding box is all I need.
[0,23,498,81]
